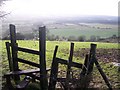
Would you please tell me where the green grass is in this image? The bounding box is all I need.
[14,40,118,49]
[1,40,119,69]
[92,62,120,88]
[1,40,120,89]
[1,40,119,68]
[48,23,118,39]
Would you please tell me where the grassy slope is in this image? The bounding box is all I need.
[1,40,120,89]
[48,23,118,39]
[1,40,119,70]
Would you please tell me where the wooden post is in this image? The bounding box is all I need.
[94,57,112,90]
[87,44,97,74]
[6,42,13,71]
[65,43,74,89]
[39,26,48,90]
[9,24,20,81]
[48,46,59,90]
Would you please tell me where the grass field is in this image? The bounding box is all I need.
[1,40,120,89]
[2,23,118,40]
[47,23,118,39]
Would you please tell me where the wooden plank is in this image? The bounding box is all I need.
[56,58,83,68]
[17,47,40,55]
[17,58,40,68]
[48,46,59,90]
[94,58,112,90]
[6,68,50,76]
[4,68,51,83]
[10,24,20,81]
[57,58,67,64]
[66,43,74,89]
[87,44,97,73]
[6,42,13,71]
[39,26,48,90]
[8,69,40,76]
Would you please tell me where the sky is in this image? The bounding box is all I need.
[2,0,119,18]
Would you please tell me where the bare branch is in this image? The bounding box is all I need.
[0,12,10,17]
[0,0,10,18]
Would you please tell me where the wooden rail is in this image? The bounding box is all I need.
[57,58,83,68]
[17,47,40,55]
[17,58,40,68]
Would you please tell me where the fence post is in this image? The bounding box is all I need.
[9,24,20,81]
[39,26,48,90]
[94,58,112,90]
[65,43,74,89]
[48,46,58,90]
[6,42,13,71]
[87,44,97,74]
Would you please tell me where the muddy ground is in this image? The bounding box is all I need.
[74,48,120,63]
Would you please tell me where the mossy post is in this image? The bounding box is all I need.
[39,26,48,90]
[88,44,97,73]
[10,24,20,82]
[65,43,74,89]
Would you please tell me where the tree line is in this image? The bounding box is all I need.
[1,31,118,42]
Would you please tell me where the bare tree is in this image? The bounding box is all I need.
[0,0,10,18]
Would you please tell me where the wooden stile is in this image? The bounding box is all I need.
[4,24,113,90]
[4,25,50,90]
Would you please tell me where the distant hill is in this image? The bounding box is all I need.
[56,15,118,25]
[1,15,118,40]
[2,15,118,25]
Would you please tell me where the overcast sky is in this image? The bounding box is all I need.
[2,0,119,18]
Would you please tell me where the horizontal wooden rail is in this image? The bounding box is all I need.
[17,58,40,68]
[17,47,40,55]
[56,58,83,68]
[4,68,51,76]
[5,69,40,76]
